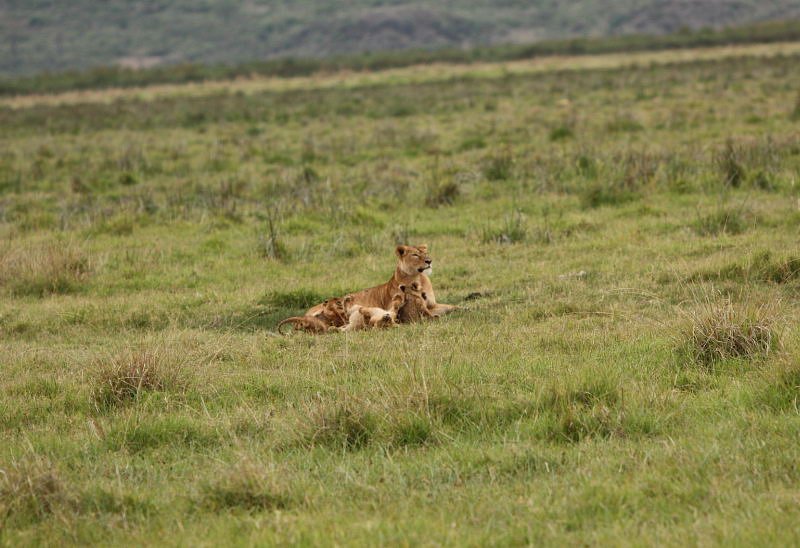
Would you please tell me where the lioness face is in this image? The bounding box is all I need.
[395,244,432,276]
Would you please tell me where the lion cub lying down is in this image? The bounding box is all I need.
[340,293,404,331]
[277,297,347,334]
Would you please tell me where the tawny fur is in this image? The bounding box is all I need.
[277,297,347,334]
[397,282,437,323]
[340,293,404,331]
[277,315,332,334]
[314,297,348,327]
[305,245,458,317]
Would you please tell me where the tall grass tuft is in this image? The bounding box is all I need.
[692,251,800,284]
[425,180,460,208]
[0,455,71,527]
[481,210,527,244]
[91,348,188,410]
[302,400,377,451]
[679,290,782,367]
[256,208,287,260]
[200,460,293,512]
[758,361,800,412]
[0,241,92,297]
[715,139,746,188]
[482,148,514,181]
[692,203,750,236]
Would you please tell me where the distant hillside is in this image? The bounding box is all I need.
[3,0,800,76]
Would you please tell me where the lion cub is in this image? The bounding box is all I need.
[397,282,437,323]
[277,315,332,334]
[341,293,404,331]
[278,297,347,334]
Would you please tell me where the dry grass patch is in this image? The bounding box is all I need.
[91,347,190,410]
[0,240,93,296]
[679,290,782,367]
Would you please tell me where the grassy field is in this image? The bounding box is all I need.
[1,41,800,545]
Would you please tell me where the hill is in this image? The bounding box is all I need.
[3,0,800,76]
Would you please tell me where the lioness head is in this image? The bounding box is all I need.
[395,244,432,276]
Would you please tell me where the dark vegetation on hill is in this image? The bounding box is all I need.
[3,19,800,96]
[3,0,800,78]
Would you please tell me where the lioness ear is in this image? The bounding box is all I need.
[395,245,407,257]
[417,244,428,253]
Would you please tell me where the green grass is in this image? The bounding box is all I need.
[1,42,800,545]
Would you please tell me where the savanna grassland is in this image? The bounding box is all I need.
[1,42,800,545]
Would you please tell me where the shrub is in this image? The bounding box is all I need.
[680,291,781,367]
[0,241,93,297]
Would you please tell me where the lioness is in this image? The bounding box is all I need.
[306,244,457,318]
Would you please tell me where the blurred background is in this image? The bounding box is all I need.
[4,0,800,77]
